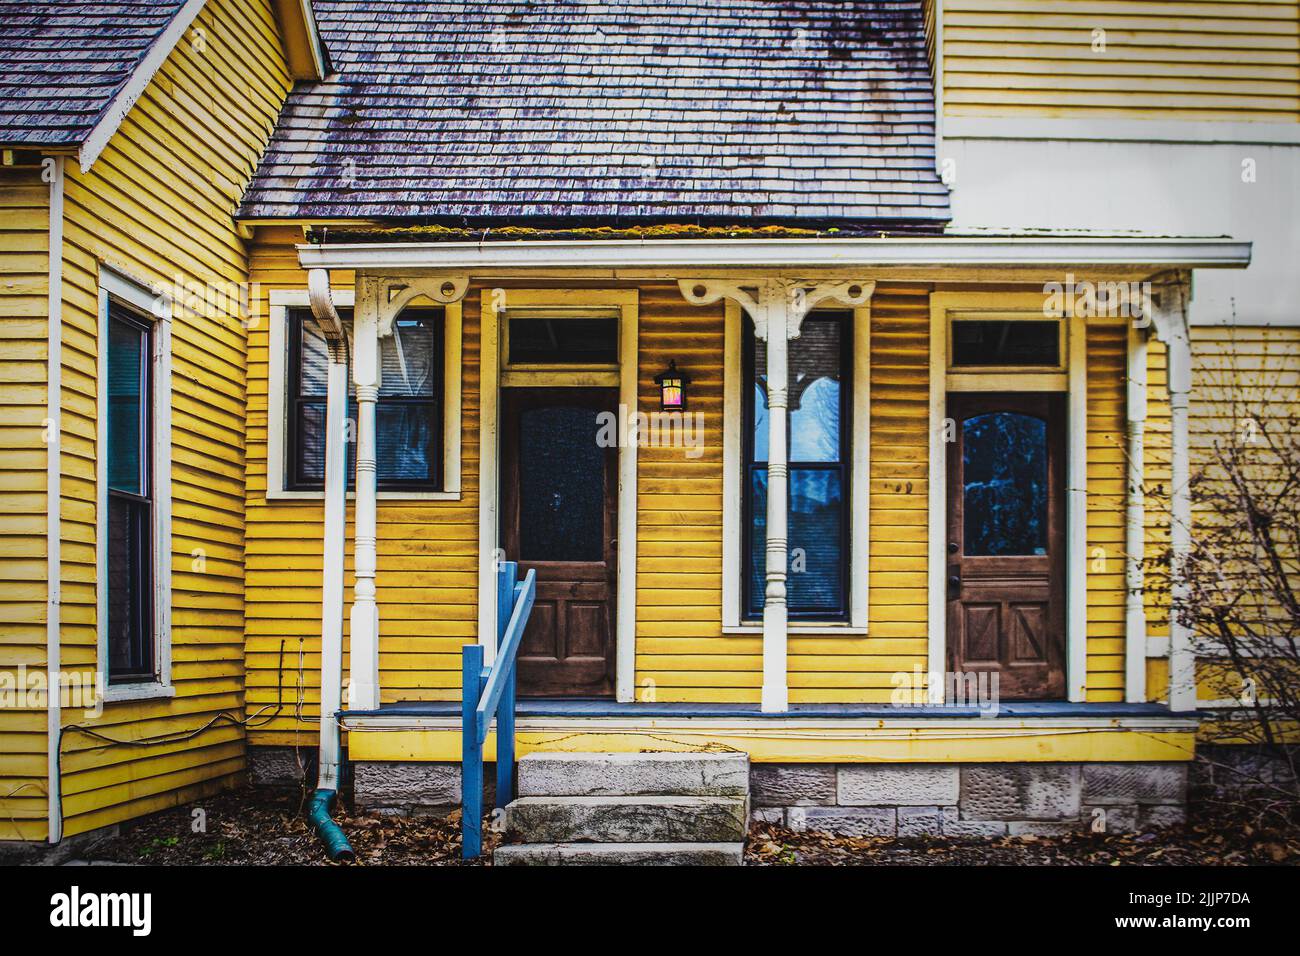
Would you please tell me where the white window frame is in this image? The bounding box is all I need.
[722,300,871,634]
[96,265,174,703]
[266,288,463,500]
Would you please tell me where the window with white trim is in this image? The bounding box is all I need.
[285,307,444,492]
[743,311,852,620]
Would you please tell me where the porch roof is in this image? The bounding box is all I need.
[238,0,949,225]
[296,233,1253,275]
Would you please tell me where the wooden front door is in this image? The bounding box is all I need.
[502,388,617,697]
[946,392,1066,700]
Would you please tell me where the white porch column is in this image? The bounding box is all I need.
[1151,275,1196,713]
[347,274,469,712]
[679,278,874,713]
[762,291,791,712]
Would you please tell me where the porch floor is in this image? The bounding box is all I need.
[342,700,1195,720]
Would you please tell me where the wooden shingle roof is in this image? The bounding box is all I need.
[0,0,189,148]
[241,0,950,226]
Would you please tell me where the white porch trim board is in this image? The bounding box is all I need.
[45,156,64,843]
[1065,308,1088,702]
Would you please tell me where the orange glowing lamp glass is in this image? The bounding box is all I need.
[654,360,689,411]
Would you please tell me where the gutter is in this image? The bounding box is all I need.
[46,156,64,844]
[297,236,1253,272]
[305,268,352,861]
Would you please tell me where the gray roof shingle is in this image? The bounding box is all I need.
[0,1,188,147]
[242,0,950,225]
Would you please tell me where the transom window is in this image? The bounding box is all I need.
[502,308,620,368]
[743,311,851,620]
[106,304,155,682]
[286,307,444,491]
[950,318,1063,369]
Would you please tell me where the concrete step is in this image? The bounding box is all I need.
[517,751,749,798]
[505,794,749,844]
[494,842,744,866]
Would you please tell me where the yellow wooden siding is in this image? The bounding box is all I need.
[1188,324,1300,704]
[0,166,50,841]
[52,0,291,838]
[243,238,480,737]
[1085,319,1129,701]
[943,0,1300,122]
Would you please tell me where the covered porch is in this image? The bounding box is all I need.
[293,233,1249,753]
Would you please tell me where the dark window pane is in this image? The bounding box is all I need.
[518,405,604,561]
[751,317,843,464]
[748,469,846,616]
[108,316,147,494]
[509,316,618,365]
[952,320,1060,367]
[963,412,1048,556]
[297,401,327,484]
[376,402,436,482]
[107,494,153,681]
[299,317,331,397]
[380,318,437,397]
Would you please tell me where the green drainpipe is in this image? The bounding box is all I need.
[307,789,355,862]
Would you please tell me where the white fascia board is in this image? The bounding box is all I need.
[298,237,1252,272]
[79,0,209,173]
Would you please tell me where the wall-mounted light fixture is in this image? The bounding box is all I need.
[654,359,689,411]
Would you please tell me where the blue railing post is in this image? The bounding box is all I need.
[494,562,518,807]
[461,642,484,861]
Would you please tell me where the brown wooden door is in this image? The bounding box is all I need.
[501,388,617,697]
[946,392,1066,700]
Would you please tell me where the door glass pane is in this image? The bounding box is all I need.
[108,316,146,494]
[518,405,604,561]
[962,412,1048,556]
[748,468,845,615]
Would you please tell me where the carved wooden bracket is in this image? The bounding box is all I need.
[678,278,875,340]
[357,274,470,336]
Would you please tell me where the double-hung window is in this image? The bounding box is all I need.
[286,307,444,491]
[743,311,851,620]
[106,305,156,682]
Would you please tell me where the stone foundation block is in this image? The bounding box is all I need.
[837,765,960,806]
[751,764,837,806]
[1139,804,1187,829]
[897,806,944,837]
[960,764,1081,821]
[793,806,897,837]
[1084,803,1139,834]
[353,761,463,811]
[1082,763,1187,805]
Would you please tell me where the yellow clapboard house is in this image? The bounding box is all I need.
[0,0,1295,852]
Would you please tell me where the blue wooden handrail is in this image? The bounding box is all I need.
[461,561,536,860]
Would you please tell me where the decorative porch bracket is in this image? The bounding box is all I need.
[347,273,469,711]
[679,278,875,713]
[1147,272,1196,714]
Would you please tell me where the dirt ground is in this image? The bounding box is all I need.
[69,786,1299,866]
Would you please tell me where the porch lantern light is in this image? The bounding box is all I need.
[655,360,689,411]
